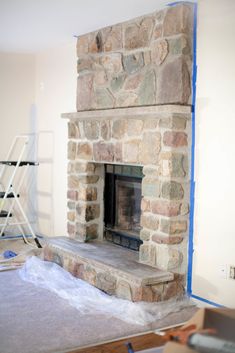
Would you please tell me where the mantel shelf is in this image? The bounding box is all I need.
[62,104,191,120]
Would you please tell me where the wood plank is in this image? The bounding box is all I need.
[66,332,165,353]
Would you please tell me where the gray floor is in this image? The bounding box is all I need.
[0,268,196,353]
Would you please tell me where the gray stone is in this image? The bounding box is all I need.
[93,142,114,162]
[168,35,191,55]
[157,57,191,105]
[100,54,123,75]
[123,53,144,74]
[83,121,99,140]
[110,74,126,92]
[77,56,93,73]
[123,139,140,163]
[101,120,111,140]
[161,181,184,200]
[96,272,116,295]
[139,131,161,165]
[95,88,114,109]
[67,141,76,160]
[140,229,151,241]
[142,177,160,198]
[116,91,138,107]
[112,120,126,139]
[116,280,132,301]
[139,70,156,105]
[160,219,187,235]
[68,121,80,139]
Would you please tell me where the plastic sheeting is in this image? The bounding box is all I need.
[19,256,193,326]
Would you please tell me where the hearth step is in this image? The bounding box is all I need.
[43,237,184,302]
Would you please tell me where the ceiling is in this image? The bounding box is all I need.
[0,0,174,53]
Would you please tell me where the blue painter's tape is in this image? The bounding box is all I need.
[191,294,224,308]
[167,1,196,7]
[187,2,197,295]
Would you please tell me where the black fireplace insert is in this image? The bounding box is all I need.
[104,164,143,251]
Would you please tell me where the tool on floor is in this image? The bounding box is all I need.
[0,135,42,248]
[162,324,235,353]
[125,342,135,353]
[3,250,17,259]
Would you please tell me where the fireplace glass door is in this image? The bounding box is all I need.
[104,164,143,251]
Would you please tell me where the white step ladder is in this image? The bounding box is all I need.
[0,135,42,248]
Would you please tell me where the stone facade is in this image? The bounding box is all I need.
[76,3,193,111]
[61,3,194,301]
[64,105,191,275]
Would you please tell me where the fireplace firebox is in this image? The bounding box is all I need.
[104,164,143,251]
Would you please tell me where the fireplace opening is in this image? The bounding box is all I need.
[104,164,143,251]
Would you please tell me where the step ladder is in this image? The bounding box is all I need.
[0,135,42,248]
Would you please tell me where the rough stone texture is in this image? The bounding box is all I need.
[124,17,154,50]
[68,141,77,160]
[163,131,188,147]
[140,213,159,231]
[161,181,184,200]
[77,142,93,160]
[123,139,140,163]
[127,119,143,136]
[93,142,114,162]
[142,177,160,198]
[152,234,184,245]
[84,121,99,140]
[76,203,100,222]
[163,4,193,36]
[77,73,94,111]
[151,39,169,65]
[43,240,183,302]
[75,4,193,110]
[160,219,187,235]
[159,152,187,178]
[112,120,126,139]
[79,186,97,201]
[157,57,191,104]
[68,121,80,139]
[159,115,187,130]
[140,131,161,164]
[75,223,98,241]
[100,120,111,140]
[123,53,144,75]
[151,200,181,217]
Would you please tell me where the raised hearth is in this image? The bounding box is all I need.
[43,237,186,302]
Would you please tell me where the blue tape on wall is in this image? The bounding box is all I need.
[190,294,224,308]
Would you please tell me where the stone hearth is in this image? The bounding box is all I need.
[51,3,194,302]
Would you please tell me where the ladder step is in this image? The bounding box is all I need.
[0,192,19,198]
[0,211,13,218]
[0,161,39,167]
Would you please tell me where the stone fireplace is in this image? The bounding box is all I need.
[44,3,194,302]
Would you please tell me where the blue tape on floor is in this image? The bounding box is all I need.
[191,294,223,308]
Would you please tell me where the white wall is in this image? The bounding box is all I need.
[193,0,235,307]
[35,40,76,236]
[0,53,35,158]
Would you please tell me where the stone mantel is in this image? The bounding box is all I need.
[62,105,191,121]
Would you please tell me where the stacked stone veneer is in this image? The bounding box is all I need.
[65,105,191,275]
[76,3,193,110]
[61,2,194,300]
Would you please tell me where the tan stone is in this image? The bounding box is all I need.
[75,222,98,241]
[101,120,111,140]
[152,233,184,244]
[93,142,114,162]
[153,24,163,40]
[124,17,154,50]
[100,54,123,75]
[161,181,184,200]
[124,73,143,90]
[77,56,93,73]
[96,272,116,295]
[127,119,143,136]
[74,162,96,174]
[68,175,79,189]
[93,70,108,86]
[79,186,97,201]
[102,25,122,52]
[151,39,169,65]
[157,57,191,105]
[67,141,77,160]
[160,218,187,234]
[155,245,182,270]
[159,152,187,178]
[77,35,89,55]
[141,213,159,231]
[163,280,184,300]
[123,139,140,163]
[159,116,187,130]
[139,131,161,165]
[163,131,188,147]
[67,211,75,222]
[151,200,181,217]
[67,223,75,238]
[78,175,99,184]
[143,118,159,129]
[163,4,194,36]
[143,166,159,177]
[76,203,100,222]
[141,198,150,212]
[112,120,127,139]
[68,121,80,139]
[114,142,123,162]
[77,142,93,160]
[83,265,97,286]
[76,73,94,111]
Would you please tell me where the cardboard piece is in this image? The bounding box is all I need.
[163,308,235,353]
